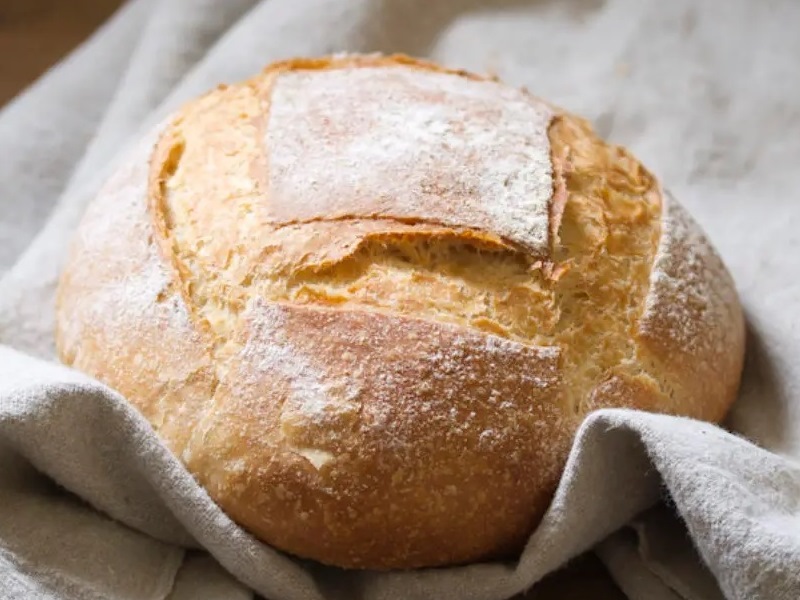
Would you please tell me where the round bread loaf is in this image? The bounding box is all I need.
[55,54,745,570]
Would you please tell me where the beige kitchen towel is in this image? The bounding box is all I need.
[1,0,799,599]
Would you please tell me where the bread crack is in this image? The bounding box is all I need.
[150,100,662,420]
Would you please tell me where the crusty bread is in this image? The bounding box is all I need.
[55,54,745,570]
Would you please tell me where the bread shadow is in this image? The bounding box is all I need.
[305,551,623,600]
[351,0,607,59]
[724,312,793,454]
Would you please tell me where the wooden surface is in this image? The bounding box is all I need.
[0,0,124,107]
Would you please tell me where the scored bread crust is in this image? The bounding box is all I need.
[55,55,745,569]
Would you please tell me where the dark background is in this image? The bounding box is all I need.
[0,0,124,107]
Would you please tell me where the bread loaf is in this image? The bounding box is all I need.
[55,54,745,570]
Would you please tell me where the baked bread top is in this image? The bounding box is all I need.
[56,54,745,569]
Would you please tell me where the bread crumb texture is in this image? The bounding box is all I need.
[57,55,744,569]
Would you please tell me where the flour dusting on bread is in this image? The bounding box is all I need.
[58,124,190,355]
[241,300,362,430]
[267,65,555,254]
[641,192,740,359]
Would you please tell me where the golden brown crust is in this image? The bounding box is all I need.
[189,302,568,568]
[55,54,745,570]
[635,193,746,422]
[55,123,217,458]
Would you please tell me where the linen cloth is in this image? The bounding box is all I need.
[1,1,799,598]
